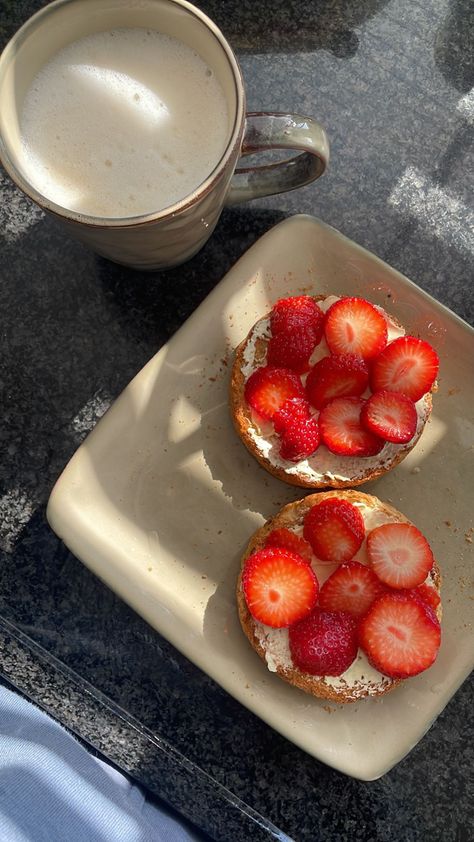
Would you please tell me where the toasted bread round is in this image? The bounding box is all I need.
[237,490,441,703]
[230,296,433,489]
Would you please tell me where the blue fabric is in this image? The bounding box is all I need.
[0,684,204,842]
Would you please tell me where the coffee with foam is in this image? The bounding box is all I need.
[19,28,229,217]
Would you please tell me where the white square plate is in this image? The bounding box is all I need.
[47,215,474,780]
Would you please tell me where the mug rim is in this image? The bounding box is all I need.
[0,0,246,229]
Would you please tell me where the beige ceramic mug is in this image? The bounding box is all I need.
[0,0,329,270]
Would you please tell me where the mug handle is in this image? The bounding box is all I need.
[225,112,329,206]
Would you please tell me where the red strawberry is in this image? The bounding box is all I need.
[414,582,441,613]
[367,522,434,589]
[358,592,441,678]
[267,327,319,373]
[289,608,358,676]
[306,354,369,409]
[324,297,388,360]
[319,396,385,456]
[279,416,320,461]
[264,528,313,562]
[271,296,324,342]
[242,548,319,628]
[303,498,365,562]
[360,390,417,443]
[370,336,439,402]
[273,397,311,433]
[385,583,441,613]
[244,366,305,419]
[319,561,386,618]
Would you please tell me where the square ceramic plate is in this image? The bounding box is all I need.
[47,215,474,781]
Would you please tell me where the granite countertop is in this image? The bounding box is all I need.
[1,0,473,840]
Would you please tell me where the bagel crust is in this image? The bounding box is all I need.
[237,490,442,703]
[230,296,433,489]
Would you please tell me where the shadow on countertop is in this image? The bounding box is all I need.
[199,0,390,58]
[434,0,474,93]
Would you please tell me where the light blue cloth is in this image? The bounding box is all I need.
[0,683,205,842]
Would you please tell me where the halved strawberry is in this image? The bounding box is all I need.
[273,397,311,433]
[358,592,441,678]
[242,548,319,628]
[303,498,365,562]
[324,297,388,360]
[370,336,439,402]
[319,561,386,617]
[279,416,320,461]
[267,327,319,373]
[367,522,434,589]
[264,528,313,562]
[306,354,369,409]
[271,296,324,342]
[360,390,417,443]
[244,366,305,419]
[319,396,385,456]
[289,607,358,676]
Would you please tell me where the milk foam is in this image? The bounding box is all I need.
[19,29,229,217]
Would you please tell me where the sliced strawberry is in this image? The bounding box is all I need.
[324,297,388,360]
[414,582,441,613]
[306,354,369,409]
[289,608,358,676]
[370,336,439,402]
[319,396,385,456]
[360,390,417,444]
[367,522,434,589]
[303,498,365,562]
[271,296,324,342]
[358,592,441,678]
[279,416,320,461]
[264,528,313,562]
[242,548,319,628]
[319,561,386,618]
[267,327,319,373]
[273,397,311,433]
[244,366,305,420]
[385,583,441,613]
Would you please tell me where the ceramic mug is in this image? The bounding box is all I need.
[0,0,329,270]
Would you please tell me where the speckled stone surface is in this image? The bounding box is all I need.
[0,1,473,840]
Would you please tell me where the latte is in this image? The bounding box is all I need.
[19,28,229,217]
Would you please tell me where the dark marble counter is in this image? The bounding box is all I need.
[1,1,473,840]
